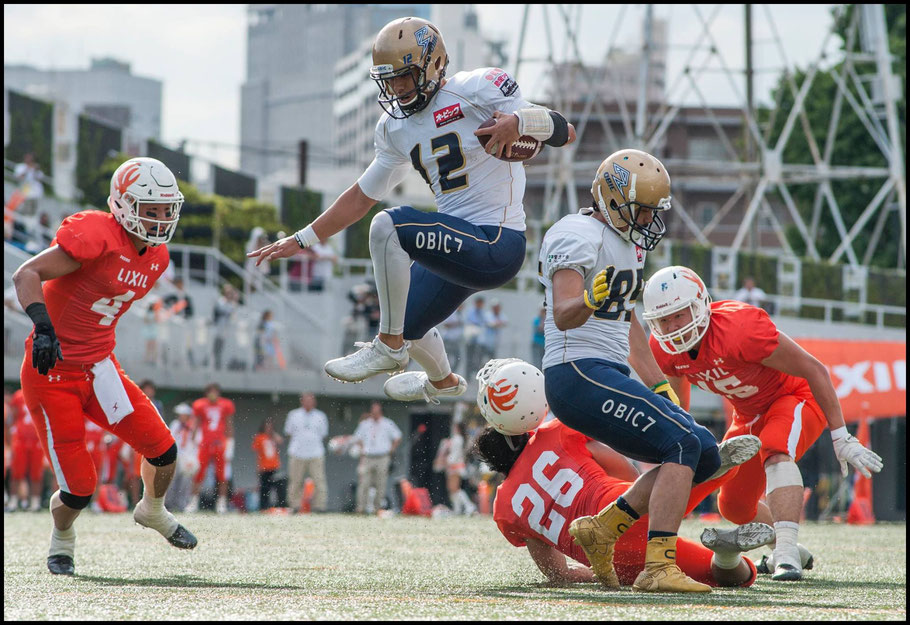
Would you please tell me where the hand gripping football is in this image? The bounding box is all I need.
[476,117,543,162]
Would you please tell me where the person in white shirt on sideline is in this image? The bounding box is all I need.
[733,277,767,310]
[165,403,200,512]
[284,393,329,513]
[350,402,402,514]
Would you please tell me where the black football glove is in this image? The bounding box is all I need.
[26,303,64,375]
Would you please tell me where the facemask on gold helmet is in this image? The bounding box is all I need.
[370,17,449,119]
[591,149,671,251]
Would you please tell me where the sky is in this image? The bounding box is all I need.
[4,4,840,170]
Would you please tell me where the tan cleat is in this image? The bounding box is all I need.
[568,515,621,589]
[632,562,712,593]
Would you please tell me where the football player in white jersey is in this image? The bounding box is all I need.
[248,16,575,403]
[538,149,759,593]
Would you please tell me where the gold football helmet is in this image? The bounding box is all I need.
[592,149,671,251]
[370,17,449,119]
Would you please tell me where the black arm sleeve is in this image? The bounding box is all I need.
[543,111,570,147]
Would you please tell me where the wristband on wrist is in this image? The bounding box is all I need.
[294,224,320,249]
[830,426,848,441]
[25,302,54,332]
[649,379,669,392]
[514,107,554,141]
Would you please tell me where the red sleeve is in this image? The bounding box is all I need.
[192,399,204,419]
[495,518,528,548]
[223,399,236,418]
[731,307,780,363]
[53,211,115,263]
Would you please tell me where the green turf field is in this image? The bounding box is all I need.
[3,512,905,620]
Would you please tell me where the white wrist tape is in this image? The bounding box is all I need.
[765,460,803,495]
[829,426,848,441]
[515,108,554,141]
[294,224,319,249]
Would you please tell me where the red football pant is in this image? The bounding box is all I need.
[11,441,44,483]
[596,477,756,588]
[19,352,174,498]
[717,394,827,524]
[195,439,228,484]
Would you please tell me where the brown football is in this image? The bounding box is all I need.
[476,117,543,162]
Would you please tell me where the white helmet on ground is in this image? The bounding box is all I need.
[107,157,184,246]
[642,265,712,354]
[476,358,547,435]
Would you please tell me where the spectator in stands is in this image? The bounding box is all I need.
[734,276,768,310]
[142,285,166,365]
[306,241,338,292]
[481,299,508,366]
[165,403,200,512]
[252,417,287,511]
[254,310,283,371]
[433,420,476,516]
[531,306,546,369]
[163,277,195,367]
[441,305,466,377]
[350,401,401,515]
[244,227,271,293]
[12,153,45,216]
[465,296,487,376]
[284,393,329,513]
[212,283,240,371]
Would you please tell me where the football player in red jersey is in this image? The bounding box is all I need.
[185,383,235,514]
[473,362,773,588]
[11,157,197,576]
[642,266,883,581]
[8,389,45,511]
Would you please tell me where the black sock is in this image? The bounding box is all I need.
[615,496,640,520]
[648,530,677,541]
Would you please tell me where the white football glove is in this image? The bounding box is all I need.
[831,427,883,478]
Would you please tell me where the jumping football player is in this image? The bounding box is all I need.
[248,16,575,403]
[185,383,235,514]
[474,358,771,589]
[642,265,883,581]
[12,157,197,575]
[537,150,762,593]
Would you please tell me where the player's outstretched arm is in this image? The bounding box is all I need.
[586,441,641,481]
[525,538,594,585]
[762,332,883,477]
[247,183,377,266]
[551,269,596,331]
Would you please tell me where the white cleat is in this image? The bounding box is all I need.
[383,372,467,404]
[324,337,410,383]
[707,435,762,481]
[701,522,776,554]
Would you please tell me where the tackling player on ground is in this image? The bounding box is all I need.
[474,358,771,589]
[642,266,883,580]
[537,150,762,593]
[12,157,197,575]
[248,17,575,403]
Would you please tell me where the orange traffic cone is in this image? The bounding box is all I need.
[847,418,876,525]
[300,478,315,514]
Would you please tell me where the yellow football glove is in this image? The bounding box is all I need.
[583,267,615,310]
[650,379,681,406]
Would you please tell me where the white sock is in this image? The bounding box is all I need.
[369,211,411,336]
[49,526,76,558]
[773,521,801,568]
[456,490,474,514]
[30,495,41,509]
[8,495,19,509]
[408,328,453,382]
[140,493,166,513]
[137,494,178,536]
[711,551,743,570]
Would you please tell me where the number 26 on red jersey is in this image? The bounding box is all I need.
[511,450,584,544]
